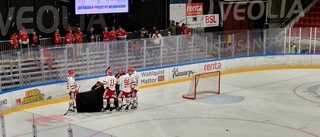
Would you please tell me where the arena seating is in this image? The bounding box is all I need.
[294,1,320,27]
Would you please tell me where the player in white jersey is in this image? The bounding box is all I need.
[66,70,79,112]
[128,66,139,109]
[117,69,132,111]
[101,70,117,113]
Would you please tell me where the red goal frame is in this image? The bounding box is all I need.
[182,70,221,99]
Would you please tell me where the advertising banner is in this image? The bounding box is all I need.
[170,4,186,24]
[203,14,219,27]
[169,64,198,81]
[139,69,168,85]
[186,3,203,16]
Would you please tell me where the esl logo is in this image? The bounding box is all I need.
[203,14,219,27]
[205,16,216,24]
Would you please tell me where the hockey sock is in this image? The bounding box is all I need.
[110,98,115,108]
[69,99,74,107]
[118,98,123,108]
[133,96,138,106]
[103,99,108,108]
[125,98,130,106]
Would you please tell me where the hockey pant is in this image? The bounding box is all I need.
[118,91,131,108]
[103,89,116,109]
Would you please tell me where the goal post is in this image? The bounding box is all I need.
[182,70,221,99]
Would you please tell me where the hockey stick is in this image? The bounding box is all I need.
[105,66,111,73]
[63,85,81,116]
[63,106,71,116]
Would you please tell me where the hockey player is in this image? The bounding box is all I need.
[117,69,132,111]
[128,66,139,109]
[129,65,137,74]
[115,68,124,96]
[101,70,117,113]
[67,70,78,112]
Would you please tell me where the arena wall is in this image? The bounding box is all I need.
[1,54,320,113]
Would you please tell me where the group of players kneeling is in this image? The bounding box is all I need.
[67,66,139,113]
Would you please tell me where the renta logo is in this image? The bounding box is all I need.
[204,62,221,71]
[187,4,203,12]
[186,3,203,16]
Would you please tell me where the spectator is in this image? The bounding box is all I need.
[266,43,275,54]
[65,29,76,60]
[74,27,84,55]
[18,26,29,49]
[65,30,75,45]
[139,27,149,38]
[167,21,177,35]
[151,30,163,46]
[301,45,310,54]
[10,32,19,49]
[149,30,163,57]
[54,28,62,45]
[290,43,297,54]
[102,27,110,42]
[116,25,127,40]
[176,22,182,35]
[31,31,39,47]
[181,24,191,40]
[167,31,171,36]
[87,27,96,43]
[109,27,117,41]
[132,40,141,60]
[164,31,176,48]
[150,26,157,36]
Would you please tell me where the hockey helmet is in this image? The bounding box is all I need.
[108,70,114,76]
[122,69,126,74]
[129,65,135,70]
[68,70,75,75]
[128,67,134,73]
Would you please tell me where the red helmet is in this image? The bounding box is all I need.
[108,70,114,76]
[122,69,126,74]
[129,65,135,70]
[128,67,134,73]
[68,70,75,75]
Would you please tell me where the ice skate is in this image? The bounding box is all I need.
[116,106,122,111]
[131,105,137,109]
[68,108,75,112]
[109,107,115,112]
[125,104,130,111]
[100,108,106,113]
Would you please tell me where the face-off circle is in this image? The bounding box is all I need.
[294,83,320,104]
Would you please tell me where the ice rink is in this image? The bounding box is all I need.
[4,69,320,137]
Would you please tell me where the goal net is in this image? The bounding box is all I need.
[182,71,220,99]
